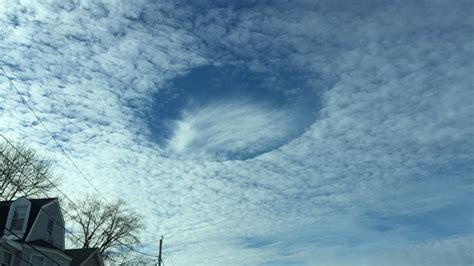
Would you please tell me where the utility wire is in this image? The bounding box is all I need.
[1,139,158,261]
[0,150,141,264]
[0,159,137,262]
[0,168,84,247]
[0,134,83,212]
[116,240,158,258]
[0,68,160,260]
[0,138,98,249]
[3,227,61,266]
[0,152,85,247]
[1,138,158,259]
[0,67,110,204]
[0,242,33,266]
[111,252,157,264]
[0,142,117,250]
[0,138,110,249]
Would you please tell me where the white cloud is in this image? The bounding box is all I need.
[167,99,294,160]
[0,0,473,265]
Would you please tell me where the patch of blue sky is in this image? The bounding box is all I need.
[146,64,320,160]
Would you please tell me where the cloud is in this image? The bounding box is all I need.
[167,99,296,160]
[0,0,473,265]
[146,64,320,160]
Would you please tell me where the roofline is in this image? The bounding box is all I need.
[80,249,103,266]
[40,199,59,210]
[26,199,62,242]
[23,243,73,261]
[1,238,23,251]
[40,199,65,225]
[0,197,58,203]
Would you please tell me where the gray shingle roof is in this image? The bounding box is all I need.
[0,197,57,239]
[65,248,100,266]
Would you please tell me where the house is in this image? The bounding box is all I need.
[0,197,103,266]
[65,249,104,266]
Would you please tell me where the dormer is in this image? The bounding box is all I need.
[25,198,66,250]
[4,196,31,239]
[2,197,65,250]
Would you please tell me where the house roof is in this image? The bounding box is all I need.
[0,201,11,237]
[2,198,103,265]
[0,197,57,239]
[18,239,73,261]
[25,239,64,251]
[65,248,101,266]
[25,198,57,241]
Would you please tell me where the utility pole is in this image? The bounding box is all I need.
[158,236,163,266]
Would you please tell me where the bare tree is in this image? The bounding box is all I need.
[0,139,59,200]
[67,195,144,261]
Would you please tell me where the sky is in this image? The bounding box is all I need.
[0,0,473,265]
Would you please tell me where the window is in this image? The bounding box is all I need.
[46,219,54,243]
[11,206,27,231]
[2,251,12,266]
[30,255,45,266]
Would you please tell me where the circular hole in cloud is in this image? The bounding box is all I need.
[147,65,320,161]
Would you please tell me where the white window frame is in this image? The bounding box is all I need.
[6,197,31,237]
[30,254,45,266]
[10,205,28,232]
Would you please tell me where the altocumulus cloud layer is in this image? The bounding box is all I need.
[1,0,473,265]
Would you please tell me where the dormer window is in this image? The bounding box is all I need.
[11,205,27,231]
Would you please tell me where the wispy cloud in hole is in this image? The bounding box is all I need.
[167,98,296,160]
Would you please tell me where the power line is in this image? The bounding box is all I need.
[0,151,85,247]
[3,227,61,266]
[0,67,110,204]
[0,168,84,247]
[0,66,161,260]
[110,252,157,264]
[0,160,143,262]
[0,135,96,247]
[0,134,83,212]
[0,242,33,266]
[0,183,85,249]
[115,240,159,259]
[1,138,158,260]
[1,135,122,250]
[0,138,109,248]
[0,175,84,248]
[0,141,116,250]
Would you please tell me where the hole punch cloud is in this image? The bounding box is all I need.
[168,99,295,160]
[147,65,319,161]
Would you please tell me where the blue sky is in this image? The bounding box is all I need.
[0,0,473,265]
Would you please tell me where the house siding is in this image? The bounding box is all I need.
[26,202,65,250]
[0,243,22,266]
[22,247,71,266]
[1,198,103,266]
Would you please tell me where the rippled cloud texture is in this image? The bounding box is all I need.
[1,0,473,265]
